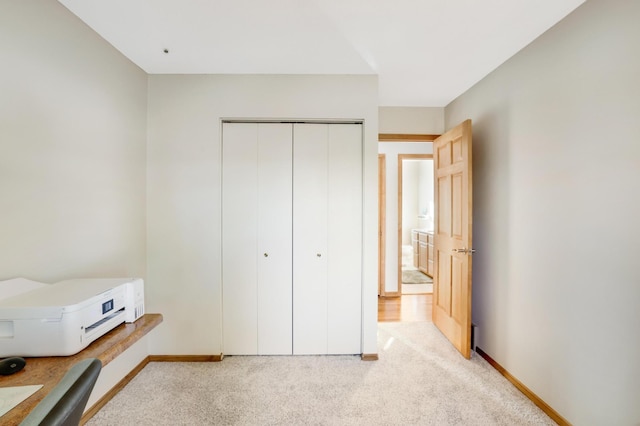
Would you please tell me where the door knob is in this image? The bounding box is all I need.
[452,248,476,254]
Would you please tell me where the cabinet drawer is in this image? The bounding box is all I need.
[418,242,428,274]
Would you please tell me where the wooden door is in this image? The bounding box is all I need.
[222,123,293,355]
[432,119,473,359]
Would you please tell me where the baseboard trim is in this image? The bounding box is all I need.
[81,356,151,425]
[361,353,379,361]
[148,354,224,362]
[476,347,570,426]
[380,292,400,298]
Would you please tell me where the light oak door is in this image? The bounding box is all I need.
[432,119,473,359]
[222,123,293,355]
[293,123,362,355]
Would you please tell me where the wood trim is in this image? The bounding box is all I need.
[148,355,224,362]
[379,133,440,142]
[380,291,400,298]
[378,154,387,296]
[361,353,379,361]
[476,347,571,426]
[397,154,433,296]
[81,356,151,425]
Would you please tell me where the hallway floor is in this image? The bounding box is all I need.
[378,293,432,322]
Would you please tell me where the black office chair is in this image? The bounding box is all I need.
[20,358,102,426]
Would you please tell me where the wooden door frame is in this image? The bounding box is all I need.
[378,134,438,299]
[378,154,387,296]
[397,154,433,296]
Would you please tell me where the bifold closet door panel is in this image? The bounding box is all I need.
[293,123,362,355]
[222,122,293,355]
[327,124,362,354]
[292,124,329,355]
[222,123,259,355]
[256,124,293,355]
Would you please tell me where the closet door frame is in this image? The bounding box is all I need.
[222,119,364,356]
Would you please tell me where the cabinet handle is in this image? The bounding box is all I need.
[316,253,322,258]
[264,253,269,257]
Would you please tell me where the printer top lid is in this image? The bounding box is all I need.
[0,278,138,310]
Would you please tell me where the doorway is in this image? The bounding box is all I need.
[377,134,438,322]
[378,121,473,358]
[397,154,434,296]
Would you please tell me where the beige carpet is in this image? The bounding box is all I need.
[87,322,554,425]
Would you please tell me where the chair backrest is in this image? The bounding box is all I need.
[20,358,102,426]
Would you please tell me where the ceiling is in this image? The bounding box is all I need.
[58,0,585,107]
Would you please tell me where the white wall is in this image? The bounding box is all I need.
[445,0,640,424]
[402,161,420,245]
[418,160,434,229]
[146,74,379,355]
[378,107,442,294]
[0,0,147,284]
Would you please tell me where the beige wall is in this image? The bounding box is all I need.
[0,0,148,410]
[146,74,379,355]
[0,0,147,284]
[379,106,444,135]
[445,0,640,424]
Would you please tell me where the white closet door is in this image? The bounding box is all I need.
[222,123,292,355]
[256,123,292,355]
[222,123,259,355]
[327,124,362,354]
[293,124,329,354]
[293,123,362,355]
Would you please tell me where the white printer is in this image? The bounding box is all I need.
[0,277,144,357]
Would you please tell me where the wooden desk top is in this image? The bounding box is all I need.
[0,313,162,424]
